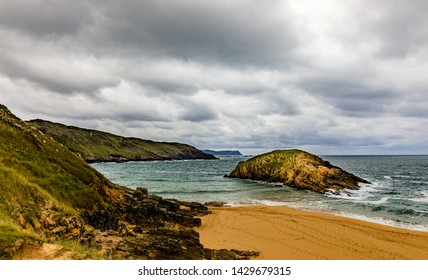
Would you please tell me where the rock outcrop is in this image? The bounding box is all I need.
[79,187,258,260]
[228,149,369,194]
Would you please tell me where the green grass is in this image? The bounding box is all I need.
[28,119,213,162]
[0,213,42,259]
[0,225,26,259]
[0,109,115,210]
[244,149,303,171]
[56,239,107,260]
[0,105,125,255]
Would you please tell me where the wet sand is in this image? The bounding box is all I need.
[198,205,428,260]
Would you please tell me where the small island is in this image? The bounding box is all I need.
[228,149,369,193]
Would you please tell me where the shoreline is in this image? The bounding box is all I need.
[198,205,428,260]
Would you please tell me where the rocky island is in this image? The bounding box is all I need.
[228,149,369,193]
[0,105,255,260]
[28,119,216,163]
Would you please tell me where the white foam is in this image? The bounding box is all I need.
[409,197,428,203]
[393,174,412,178]
[325,180,392,202]
[360,196,389,205]
[248,199,290,207]
[227,201,428,233]
[410,180,428,184]
[335,212,428,232]
[408,190,428,203]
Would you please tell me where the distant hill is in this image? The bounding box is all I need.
[202,149,243,156]
[28,119,216,163]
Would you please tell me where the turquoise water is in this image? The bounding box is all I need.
[91,155,428,231]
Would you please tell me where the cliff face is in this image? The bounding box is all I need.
[28,119,216,163]
[0,105,254,260]
[228,149,369,194]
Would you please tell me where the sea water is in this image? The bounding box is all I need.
[91,155,428,232]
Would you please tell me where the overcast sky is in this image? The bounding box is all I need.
[1,0,428,155]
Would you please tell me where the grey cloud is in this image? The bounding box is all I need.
[83,0,299,68]
[392,100,428,118]
[175,97,219,122]
[179,107,218,122]
[299,78,396,116]
[113,112,169,123]
[363,0,428,58]
[1,0,428,154]
[143,81,196,95]
[0,53,120,94]
[0,0,94,37]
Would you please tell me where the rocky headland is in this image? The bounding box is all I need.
[202,150,243,156]
[28,119,216,163]
[228,149,369,194]
[0,105,256,260]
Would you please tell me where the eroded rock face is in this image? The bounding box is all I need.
[77,187,212,260]
[75,187,261,260]
[229,150,370,194]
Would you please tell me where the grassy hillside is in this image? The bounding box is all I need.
[28,119,216,162]
[0,105,122,258]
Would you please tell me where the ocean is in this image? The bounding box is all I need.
[91,155,428,232]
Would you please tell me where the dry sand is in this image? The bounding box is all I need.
[198,205,428,260]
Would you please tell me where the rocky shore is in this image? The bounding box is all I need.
[228,149,370,193]
[0,104,257,260]
[7,187,259,260]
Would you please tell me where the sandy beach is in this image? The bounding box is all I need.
[198,206,428,260]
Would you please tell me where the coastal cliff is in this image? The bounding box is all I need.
[0,105,254,260]
[228,149,369,193]
[28,119,216,163]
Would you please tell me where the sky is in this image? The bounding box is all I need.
[1,0,428,155]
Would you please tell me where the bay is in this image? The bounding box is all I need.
[91,155,428,231]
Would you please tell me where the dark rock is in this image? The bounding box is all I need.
[179,201,209,214]
[159,199,180,212]
[204,201,227,207]
[81,208,120,231]
[204,248,260,260]
[114,228,204,260]
[133,187,149,200]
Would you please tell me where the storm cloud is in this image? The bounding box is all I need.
[1,0,428,154]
